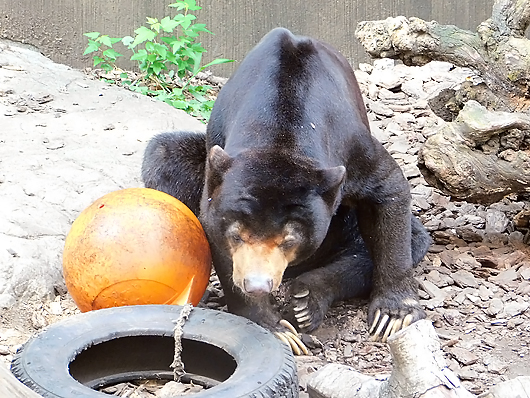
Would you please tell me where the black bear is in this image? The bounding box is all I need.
[142,28,431,354]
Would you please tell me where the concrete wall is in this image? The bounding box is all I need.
[0,0,496,77]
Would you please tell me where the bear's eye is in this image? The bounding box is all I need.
[226,223,244,245]
[280,235,298,249]
[230,234,243,244]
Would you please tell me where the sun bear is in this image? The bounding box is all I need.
[142,28,431,354]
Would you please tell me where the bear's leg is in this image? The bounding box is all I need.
[287,251,373,333]
[287,214,430,334]
[356,198,429,341]
[141,131,206,216]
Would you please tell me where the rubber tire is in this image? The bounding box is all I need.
[11,305,298,398]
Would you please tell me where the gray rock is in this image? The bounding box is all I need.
[504,301,529,317]
[368,100,394,117]
[417,278,448,302]
[489,268,519,289]
[456,226,484,242]
[369,122,390,143]
[478,285,493,301]
[378,87,407,100]
[449,346,480,366]
[386,135,409,154]
[370,68,402,90]
[401,79,427,99]
[0,41,206,303]
[484,356,508,375]
[485,210,509,234]
[487,298,504,316]
[520,267,530,280]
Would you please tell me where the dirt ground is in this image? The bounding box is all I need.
[1,40,529,398]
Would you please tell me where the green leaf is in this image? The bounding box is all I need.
[171,40,185,53]
[102,48,123,61]
[190,23,211,34]
[174,14,196,30]
[84,32,100,40]
[131,26,157,48]
[153,43,168,58]
[165,52,178,64]
[83,40,100,55]
[181,28,200,38]
[122,36,134,47]
[190,90,206,102]
[189,42,207,53]
[202,58,234,68]
[130,49,148,61]
[93,56,105,67]
[172,87,184,97]
[120,73,129,79]
[97,35,113,48]
[152,61,164,75]
[101,63,113,72]
[147,53,158,63]
[151,22,162,33]
[184,0,201,11]
[146,17,158,25]
[110,37,122,45]
[145,41,155,52]
[170,99,190,110]
[160,16,180,33]
[168,2,185,10]
[130,85,149,95]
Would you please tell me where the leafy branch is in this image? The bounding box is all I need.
[83,0,233,122]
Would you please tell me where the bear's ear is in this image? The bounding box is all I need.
[208,145,232,173]
[205,145,233,195]
[318,165,346,211]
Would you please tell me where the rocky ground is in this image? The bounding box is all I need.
[1,41,529,397]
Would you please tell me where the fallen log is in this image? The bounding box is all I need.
[306,320,530,398]
[307,320,474,398]
[0,365,42,398]
[417,101,530,204]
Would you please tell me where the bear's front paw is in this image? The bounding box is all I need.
[368,293,425,342]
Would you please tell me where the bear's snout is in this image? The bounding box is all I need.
[231,241,289,294]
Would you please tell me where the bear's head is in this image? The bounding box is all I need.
[200,145,345,297]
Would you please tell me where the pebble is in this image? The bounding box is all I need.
[504,301,529,317]
[452,270,479,288]
[49,301,63,315]
[449,346,480,366]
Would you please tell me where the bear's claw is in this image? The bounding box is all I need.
[368,309,417,342]
[274,319,309,355]
[292,290,314,330]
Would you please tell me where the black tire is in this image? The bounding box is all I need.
[11,305,298,398]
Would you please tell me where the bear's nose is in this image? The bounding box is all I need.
[243,275,273,295]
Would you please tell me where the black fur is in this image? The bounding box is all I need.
[142,28,431,334]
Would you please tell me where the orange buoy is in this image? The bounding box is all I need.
[63,188,211,312]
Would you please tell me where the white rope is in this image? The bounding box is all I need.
[170,303,193,381]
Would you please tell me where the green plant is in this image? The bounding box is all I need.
[83,0,232,122]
